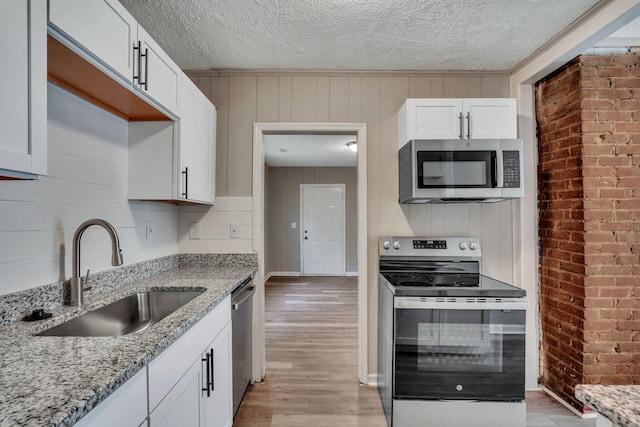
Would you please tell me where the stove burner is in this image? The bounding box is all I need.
[396,280,438,287]
[386,273,415,280]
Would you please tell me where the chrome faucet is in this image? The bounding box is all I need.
[70,219,124,307]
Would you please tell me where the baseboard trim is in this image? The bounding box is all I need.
[539,385,596,419]
[365,373,378,386]
[266,271,301,279]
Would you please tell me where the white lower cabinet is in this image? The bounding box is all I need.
[148,296,232,427]
[202,324,233,427]
[72,298,232,427]
[149,322,232,427]
[74,368,148,427]
[149,358,202,427]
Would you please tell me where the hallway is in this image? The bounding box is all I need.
[234,276,385,426]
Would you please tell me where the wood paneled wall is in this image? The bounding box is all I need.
[265,166,358,274]
[188,71,516,375]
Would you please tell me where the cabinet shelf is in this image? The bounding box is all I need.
[47,34,172,122]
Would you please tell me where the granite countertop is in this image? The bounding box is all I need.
[576,385,640,427]
[0,254,257,427]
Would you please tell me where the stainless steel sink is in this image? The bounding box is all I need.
[37,290,204,337]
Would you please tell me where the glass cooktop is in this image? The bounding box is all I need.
[381,272,480,287]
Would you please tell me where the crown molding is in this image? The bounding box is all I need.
[184,68,512,78]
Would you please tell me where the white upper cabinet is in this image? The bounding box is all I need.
[128,75,216,205]
[136,25,181,113]
[48,0,179,116]
[398,98,517,147]
[178,77,217,204]
[0,0,47,178]
[401,99,464,141]
[48,0,137,83]
[463,98,518,140]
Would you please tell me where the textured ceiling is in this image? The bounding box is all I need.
[119,0,603,71]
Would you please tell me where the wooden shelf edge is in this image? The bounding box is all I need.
[47,34,172,122]
[128,198,214,206]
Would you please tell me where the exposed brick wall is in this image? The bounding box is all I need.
[535,54,640,413]
[536,57,586,410]
[580,54,640,388]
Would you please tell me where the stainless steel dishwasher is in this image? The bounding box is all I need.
[231,276,255,417]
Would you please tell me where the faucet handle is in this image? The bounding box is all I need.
[82,269,92,291]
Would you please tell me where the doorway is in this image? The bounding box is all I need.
[252,122,368,385]
[300,184,345,276]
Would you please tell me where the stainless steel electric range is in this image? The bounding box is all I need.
[377,236,527,427]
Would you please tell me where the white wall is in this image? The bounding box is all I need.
[0,84,178,296]
[177,196,253,253]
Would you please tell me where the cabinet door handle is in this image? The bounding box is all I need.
[209,348,215,392]
[202,352,212,397]
[458,112,464,139]
[141,47,149,90]
[181,167,189,199]
[132,41,142,84]
[466,113,471,139]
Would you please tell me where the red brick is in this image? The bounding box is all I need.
[617,199,640,209]
[616,122,640,132]
[599,287,631,298]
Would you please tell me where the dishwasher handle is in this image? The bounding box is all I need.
[232,279,255,310]
[232,286,255,310]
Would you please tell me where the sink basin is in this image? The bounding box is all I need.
[37,290,204,337]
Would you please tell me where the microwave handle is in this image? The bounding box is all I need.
[491,152,498,188]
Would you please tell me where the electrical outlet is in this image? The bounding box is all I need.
[145,221,153,240]
[291,222,297,229]
[230,224,240,238]
[189,222,200,240]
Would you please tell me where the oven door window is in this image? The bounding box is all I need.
[417,151,496,189]
[394,307,525,401]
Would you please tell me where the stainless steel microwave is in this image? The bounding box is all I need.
[399,139,524,203]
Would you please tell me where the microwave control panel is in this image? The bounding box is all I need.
[503,151,520,188]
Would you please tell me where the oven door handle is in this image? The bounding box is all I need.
[395,299,528,311]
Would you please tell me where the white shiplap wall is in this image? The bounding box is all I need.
[0,84,178,296]
[177,196,253,253]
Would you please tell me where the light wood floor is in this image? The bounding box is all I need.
[233,276,387,427]
[233,276,594,427]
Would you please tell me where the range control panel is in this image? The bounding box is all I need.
[379,236,481,258]
[413,240,447,249]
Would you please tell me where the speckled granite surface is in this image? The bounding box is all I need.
[0,253,257,427]
[576,385,640,427]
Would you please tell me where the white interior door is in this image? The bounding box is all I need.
[301,185,345,275]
